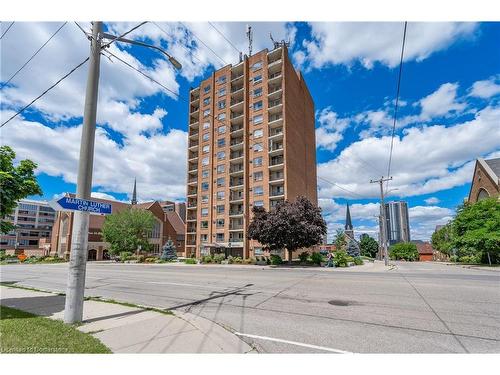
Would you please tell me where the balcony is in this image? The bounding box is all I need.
[267,47,282,64]
[230,123,243,133]
[187,177,198,185]
[187,188,197,197]
[268,71,282,84]
[268,113,283,128]
[230,191,244,202]
[229,210,244,217]
[230,138,244,150]
[188,150,198,160]
[268,141,283,156]
[230,178,244,188]
[231,63,244,82]
[269,127,283,140]
[186,215,197,222]
[230,151,244,161]
[230,112,244,126]
[188,140,199,150]
[268,85,282,98]
[269,156,284,171]
[230,98,244,111]
[229,164,244,176]
[190,105,199,114]
[268,98,282,114]
[189,131,199,139]
[189,119,199,128]
[270,189,285,198]
[269,172,284,184]
[231,84,244,94]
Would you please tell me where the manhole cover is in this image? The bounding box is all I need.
[328,300,354,306]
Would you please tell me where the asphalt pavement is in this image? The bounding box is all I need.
[1,260,499,353]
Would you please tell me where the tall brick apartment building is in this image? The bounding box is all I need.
[185,45,317,259]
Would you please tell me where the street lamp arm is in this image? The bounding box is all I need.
[100,32,182,70]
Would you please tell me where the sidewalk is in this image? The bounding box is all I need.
[0,285,254,353]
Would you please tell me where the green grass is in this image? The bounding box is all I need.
[86,296,173,315]
[0,305,111,353]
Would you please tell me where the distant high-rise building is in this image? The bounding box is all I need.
[384,201,410,245]
[185,45,317,259]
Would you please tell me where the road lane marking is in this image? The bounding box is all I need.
[234,332,354,353]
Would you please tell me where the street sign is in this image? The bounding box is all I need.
[49,196,112,215]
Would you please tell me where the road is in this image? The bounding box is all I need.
[1,261,499,353]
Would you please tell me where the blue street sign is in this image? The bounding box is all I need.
[49,196,112,215]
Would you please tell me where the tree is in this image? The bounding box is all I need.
[451,198,500,264]
[334,229,347,251]
[160,239,177,260]
[346,239,360,257]
[0,146,42,234]
[431,223,453,256]
[360,234,378,258]
[389,242,419,261]
[102,208,156,255]
[247,196,327,263]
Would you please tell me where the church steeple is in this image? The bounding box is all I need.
[131,178,137,205]
[345,203,353,231]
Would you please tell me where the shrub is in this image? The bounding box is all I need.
[298,252,309,263]
[0,250,5,261]
[270,254,282,265]
[202,255,213,263]
[136,255,145,263]
[334,250,349,267]
[144,257,157,263]
[233,256,243,264]
[227,255,234,264]
[155,259,167,263]
[119,251,133,262]
[266,257,271,265]
[243,257,256,265]
[310,252,323,265]
[184,258,197,264]
[389,243,419,261]
[458,255,480,264]
[449,255,458,262]
[213,254,226,264]
[353,256,364,266]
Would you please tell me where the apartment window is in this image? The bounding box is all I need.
[254,100,263,111]
[216,233,225,242]
[216,218,225,228]
[216,204,225,214]
[202,169,209,178]
[201,208,209,217]
[217,191,225,200]
[202,145,210,154]
[254,246,263,255]
[219,87,226,97]
[218,100,226,110]
[253,74,262,84]
[201,195,209,203]
[217,138,226,147]
[203,109,210,117]
[203,85,211,94]
[218,112,226,120]
[203,121,210,130]
[202,133,209,141]
[253,156,263,166]
[253,87,262,98]
[203,97,210,106]
[217,75,226,84]
[253,114,263,124]
[253,143,263,152]
[202,157,209,166]
[254,200,264,207]
[217,177,225,187]
[254,186,264,196]
[254,129,263,139]
[252,61,263,71]
[217,151,226,160]
[218,125,226,134]
[201,234,208,242]
[201,182,209,191]
[201,221,209,229]
[254,171,263,181]
[217,164,225,174]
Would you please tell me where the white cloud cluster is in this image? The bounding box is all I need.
[295,22,477,70]
[419,82,466,120]
[315,107,351,151]
[469,75,500,99]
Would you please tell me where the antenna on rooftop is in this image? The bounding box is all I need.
[270,32,290,50]
[246,25,253,56]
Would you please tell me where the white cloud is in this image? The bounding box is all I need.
[408,205,454,240]
[315,108,351,151]
[424,197,440,205]
[469,76,500,99]
[298,22,477,70]
[419,82,466,119]
[318,105,500,199]
[1,112,188,202]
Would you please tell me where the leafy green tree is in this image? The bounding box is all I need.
[0,146,42,234]
[431,223,453,256]
[248,196,327,264]
[334,229,347,251]
[102,208,156,255]
[360,234,379,258]
[451,198,500,264]
[389,242,419,261]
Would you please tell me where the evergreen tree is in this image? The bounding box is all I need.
[160,239,177,260]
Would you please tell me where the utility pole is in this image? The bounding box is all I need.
[63,22,182,324]
[64,21,102,324]
[370,176,392,266]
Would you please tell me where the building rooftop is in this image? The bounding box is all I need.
[485,157,500,179]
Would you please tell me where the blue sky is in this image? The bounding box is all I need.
[1,21,499,241]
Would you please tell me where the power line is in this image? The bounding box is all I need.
[1,22,67,89]
[101,21,149,49]
[1,57,89,128]
[105,50,181,99]
[386,21,408,185]
[318,176,366,199]
[0,21,15,40]
[179,22,228,66]
[208,22,241,54]
[151,21,204,65]
[74,21,90,39]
